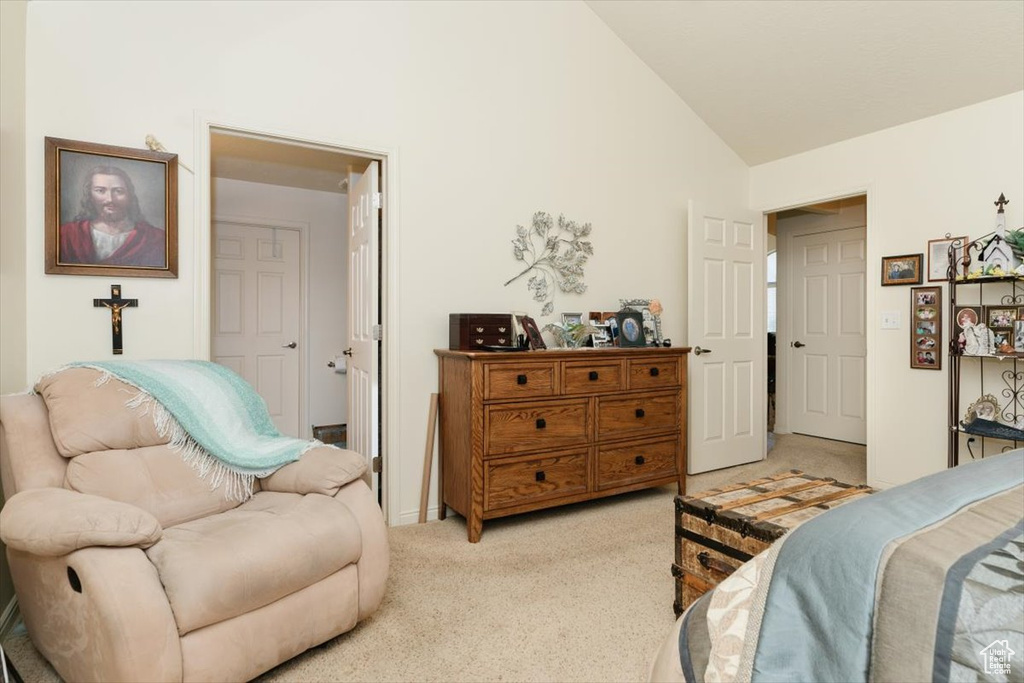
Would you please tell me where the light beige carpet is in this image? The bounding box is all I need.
[1,434,864,683]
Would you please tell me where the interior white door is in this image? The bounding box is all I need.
[212,223,302,436]
[687,199,765,473]
[347,162,380,496]
[789,226,867,444]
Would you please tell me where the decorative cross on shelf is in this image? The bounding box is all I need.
[93,284,138,355]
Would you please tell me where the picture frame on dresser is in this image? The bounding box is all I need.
[561,312,583,327]
[615,310,646,347]
[519,315,546,350]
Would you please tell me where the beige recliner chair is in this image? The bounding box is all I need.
[0,368,389,682]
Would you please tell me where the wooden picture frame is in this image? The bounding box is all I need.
[882,254,923,286]
[927,236,968,282]
[519,315,546,350]
[911,286,941,369]
[985,306,1017,331]
[615,310,646,347]
[45,137,178,278]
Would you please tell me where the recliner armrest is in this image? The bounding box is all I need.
[259,446,367,496]
[0,487,162,556]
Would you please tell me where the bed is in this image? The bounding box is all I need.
[650,449,1024,683]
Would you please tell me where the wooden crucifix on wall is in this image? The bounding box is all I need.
[93,284,138,355]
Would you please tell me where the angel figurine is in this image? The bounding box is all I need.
[963,321,996,356]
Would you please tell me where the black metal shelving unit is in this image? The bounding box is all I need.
[947,235,1024,467]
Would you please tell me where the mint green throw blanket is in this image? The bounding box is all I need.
[69,360,320,499]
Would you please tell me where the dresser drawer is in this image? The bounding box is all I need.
[597,437,677,490]
[562,360,624,395]
[597,391,679,439]
[485,398,589,456]
[485,450,588,510]
[628,358,680,390]
[484,362,558,400]
[462,333,515,350]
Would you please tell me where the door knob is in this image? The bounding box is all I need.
[282,342,297,349]
[694,346,712,356]
[792,341,806,348]
[342,348,353,356]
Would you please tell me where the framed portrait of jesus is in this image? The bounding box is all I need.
[45,137,178,278]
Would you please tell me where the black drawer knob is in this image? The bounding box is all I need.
[635,408,645,418]
[650,367,660,377]
[517,374,528,385]
[589,371,599,381]
[536,418,546,429]
[535,470,546,482]
[635,455,646,465]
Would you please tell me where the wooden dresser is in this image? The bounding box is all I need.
[435,347,690,542]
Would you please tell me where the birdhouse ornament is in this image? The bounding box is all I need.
[979,193,1016,275]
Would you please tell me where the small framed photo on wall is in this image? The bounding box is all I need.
[927,236,968,282]
[882,254,923,286]
[911,286,941,369]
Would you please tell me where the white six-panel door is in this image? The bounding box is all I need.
[789,226,867,444]
[212,223,302,436]
[347,163,380,496]
[688,200,765,473]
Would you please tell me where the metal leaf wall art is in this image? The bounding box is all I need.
[504,211,593,316]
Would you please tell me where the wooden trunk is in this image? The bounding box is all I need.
[673,470,872,616]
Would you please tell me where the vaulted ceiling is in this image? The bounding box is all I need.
[586,0,1024,165]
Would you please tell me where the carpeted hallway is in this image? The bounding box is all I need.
[1,434,865,683]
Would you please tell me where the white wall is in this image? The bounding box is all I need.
[750,92,1024,487]
[1,0,27,396]
[0,0,27,621]
[20,1,748,524]
[212,178,349,432]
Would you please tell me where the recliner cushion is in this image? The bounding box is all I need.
[145,491,362,635]
[36,368,169,457]
[65,445,242,528]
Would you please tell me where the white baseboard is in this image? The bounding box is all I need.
[0,596,19,640]
[396,506,440,526]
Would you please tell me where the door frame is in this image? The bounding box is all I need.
[194,112,402,524]
[759,187,875,484]
[212,216,310,438]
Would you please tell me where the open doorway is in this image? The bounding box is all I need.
[768,195,868,447]
[208,130,385,500]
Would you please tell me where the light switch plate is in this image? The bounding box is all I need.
[881,311,901,329]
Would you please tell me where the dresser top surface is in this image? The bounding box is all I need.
[435,346,691,360]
